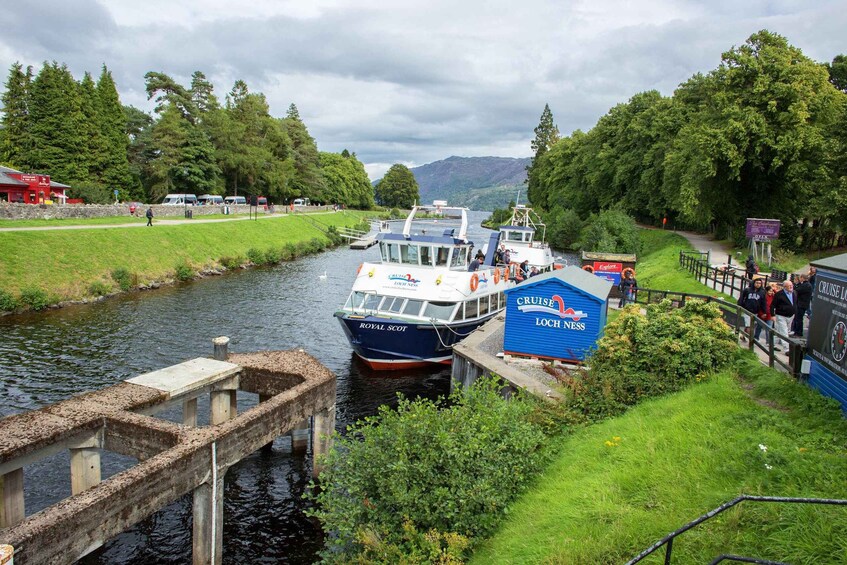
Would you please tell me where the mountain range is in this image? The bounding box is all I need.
[409,156,530,211]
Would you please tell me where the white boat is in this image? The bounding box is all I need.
[334,205,512,370]
[495,204,559,279]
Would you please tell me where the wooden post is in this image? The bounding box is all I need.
[1,469,25,528]
[210,391,232,425]
[312,406,336,479]
[212,336,229,361]
[183,398,198,427]
[70,448,101,495]
[193,449,225,565]
[289,419,310,453]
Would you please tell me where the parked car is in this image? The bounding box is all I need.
[293,198,309,206]
[224,196,247,205]
[162,193,197,206]
[197,194,224,206]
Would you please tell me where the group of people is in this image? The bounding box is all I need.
[739,267,816,351]
[468,244,539,281]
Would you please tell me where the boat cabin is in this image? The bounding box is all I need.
[343,289,507,324]
[500,225,535,246]
[377,232,474,270]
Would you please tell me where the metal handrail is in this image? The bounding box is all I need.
[627,495,847,564]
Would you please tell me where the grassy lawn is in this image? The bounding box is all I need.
[471,354,847,564]
[0,211,371,302]
[637,229,735,300]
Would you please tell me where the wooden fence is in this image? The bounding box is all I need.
[678,250,788,300]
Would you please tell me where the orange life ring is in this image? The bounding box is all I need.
[470,273,479,292]
[582,265,594,273]
[493,268,500,284]
[357,263,362,275]
[503,266,509,281]
[622,267,635,278]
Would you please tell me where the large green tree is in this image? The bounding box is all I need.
[1,62,33,169]
[96,66,135,196]
[527,103,559,209]
[282,103,325,202]
[319,150,374,208]
[375,164,419,208]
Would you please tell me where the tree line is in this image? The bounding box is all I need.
[526,31,847,251]
[0,62,376,207]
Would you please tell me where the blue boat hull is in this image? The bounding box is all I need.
[334,313,496,370]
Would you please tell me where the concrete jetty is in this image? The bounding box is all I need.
[0,338,336,564]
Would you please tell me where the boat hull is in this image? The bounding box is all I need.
[334,313,496,370]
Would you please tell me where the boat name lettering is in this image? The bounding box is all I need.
[359,322,407,331]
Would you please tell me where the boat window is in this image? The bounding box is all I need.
[424,301,456,321]
[381,242,401,263]
[346,291,367,310]
[465,298,479,319]
[450,247,468,269]
[402,299,424,316]
[400,244,419,265]
[524,233,532,243]
[499,292,505,309]
[454,302,465,321]
[381,296,405,313]
[435,247,449,267]
[420,246,433,267]
[507,231,523,242]
[478,295,490,316]
[364,294,382,310]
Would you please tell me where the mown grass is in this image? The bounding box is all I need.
[0,211,372,303]
[637,229,735,300]
[471,353,847,564]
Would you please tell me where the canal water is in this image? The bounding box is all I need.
[0,211,511,564]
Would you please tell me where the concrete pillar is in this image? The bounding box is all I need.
[259,394,273,452]
[212,336,229,361]
[289,419,310,454]
[70,448,101,495]
[312,406,335,479]
[1,469,25,528]
[210,391,232,425]
[192,455,225,565]
[183,398,198,427]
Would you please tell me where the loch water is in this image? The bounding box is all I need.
[0,211,507,564]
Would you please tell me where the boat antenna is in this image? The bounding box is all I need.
[515,188,521,207]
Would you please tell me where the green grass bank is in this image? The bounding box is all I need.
[0,211,372,309]
[471,354,847,564]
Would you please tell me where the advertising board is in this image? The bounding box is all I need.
[806,272,847,382]
[745,218,781,241]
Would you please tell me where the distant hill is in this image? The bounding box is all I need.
[410,156,530,211]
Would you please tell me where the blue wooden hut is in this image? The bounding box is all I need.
[805,253,847,412]
[503,266,612,362]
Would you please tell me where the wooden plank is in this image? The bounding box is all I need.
[126,358,240,398]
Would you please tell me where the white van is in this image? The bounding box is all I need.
[162,193,197,206]
[224,196,247,205]
[197,194,224,206]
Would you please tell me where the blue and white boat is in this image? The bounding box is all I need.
[335,204,511,370]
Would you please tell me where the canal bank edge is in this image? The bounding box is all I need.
[0,211,375,315]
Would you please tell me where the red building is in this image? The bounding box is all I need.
[0,165,71,203]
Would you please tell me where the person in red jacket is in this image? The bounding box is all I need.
[756,284,776,341]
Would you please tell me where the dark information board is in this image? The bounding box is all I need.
[807,272,847,382]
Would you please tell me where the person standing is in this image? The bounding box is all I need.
[792,274,812,337]
[756,284,776,341]
[771,280,797,351]
[145,206,154,226]
[467,251,483,272]
[619,271,638,307]
[807,266,817,318]
[739,278,766,340]
[745,255,758,280]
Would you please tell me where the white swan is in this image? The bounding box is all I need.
[319,271,327,280]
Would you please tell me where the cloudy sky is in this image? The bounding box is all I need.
[1,1,844,180]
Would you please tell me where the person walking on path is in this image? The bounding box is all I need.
[619,270,638,307]
[771,280,797,351]
[745,254,758,280]
[739,278,766,341]
[792,274,812,337]
[756,284,776,341]
[145,207,154,226]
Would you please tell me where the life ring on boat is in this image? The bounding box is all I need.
[470,273,479,292]
[356,263,362,275]
[493,268,500,284]
[622,267,635,278]
[582,265,594,273]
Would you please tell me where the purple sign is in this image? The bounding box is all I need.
[745,218,781,240]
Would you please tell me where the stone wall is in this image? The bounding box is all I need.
[0,203,332,220]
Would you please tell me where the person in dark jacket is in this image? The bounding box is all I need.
[619,271,638,307]
[792,274,812,337]
[807,266,817,317]
[145,207,154,226]
[739,278,766,340]
[745,255,758,280]
[770,280,796,351]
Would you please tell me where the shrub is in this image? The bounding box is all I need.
[88,280,111,297]
[19,287,50,311]
[174,260,194,281]
[563,298,736,419]
[280,243,297,261]
[772,247,796,267]
[577,209,640,254]
[307,379,550,561]
[264,247,282,264]
[111,268,134,291]
[0,289,18,311]
[219,256,243,270]
[246,247,266,265]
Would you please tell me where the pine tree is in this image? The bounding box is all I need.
[531,103,559,158]
[28,62,88,183]
[96,66,134,193]
[1,62,33,169]
[282,104,325,201]
[78,71,106,182]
